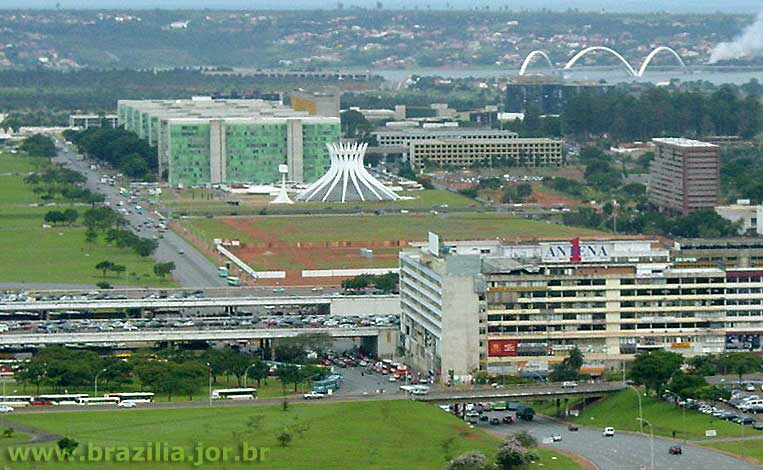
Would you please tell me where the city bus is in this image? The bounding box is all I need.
[76,397,120,406]
[211,388,256,400]
[106,392,155,403]
[0,395,32,407]
[37,394,88,405]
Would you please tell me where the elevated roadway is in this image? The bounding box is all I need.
[0,326,397,345]
[415,382,627,402]
[0,294,400,317]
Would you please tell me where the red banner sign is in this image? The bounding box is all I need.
[488,340,519,357]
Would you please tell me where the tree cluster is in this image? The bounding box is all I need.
[549,348,584,382]
[501,183,532,204]
[340,272,399,293]
[63,128,157,180]
[19,134,57,158]
[24,165,103,204]
[44,209,78,226]
[447,432,539,470]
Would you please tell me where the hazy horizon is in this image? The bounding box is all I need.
[1,0,761,14]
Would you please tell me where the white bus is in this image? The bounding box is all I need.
[36,394,88,405]
[76,397,120,406]
[106,392,155,403]
[0,396,32,407]
[211,388,256,400]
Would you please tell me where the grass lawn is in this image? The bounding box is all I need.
[0,401,578,469]
[0,159,175,287]
[0,177,48,205]
[0,153,47,174]
[0,431,31,444]
[180,213,604,245]
[702,439,763,463]
[164,189,482,216]
[0,228,175,287]
[572,390,748,440]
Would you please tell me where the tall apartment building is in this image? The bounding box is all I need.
[400,236,763,382]
[408,138,563,170]
[648,138,720,215]
[117,98,340,185]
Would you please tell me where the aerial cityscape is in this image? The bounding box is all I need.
[1,2,763,469]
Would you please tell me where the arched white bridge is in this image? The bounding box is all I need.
[519,46,687,78]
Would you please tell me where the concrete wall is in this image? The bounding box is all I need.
[330,296,400,317]
[440,275,480,378]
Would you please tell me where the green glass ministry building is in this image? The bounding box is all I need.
[117,98,340,185]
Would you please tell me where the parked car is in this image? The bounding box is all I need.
[603,427,615,437]
[752,422,763,431]
[568,424,579,431]
[561,381,578,389]
[669,445,683,455]
[489,417,501,425]
[552,434,562,442]
[479,415,489,422]
[502,416,514,424]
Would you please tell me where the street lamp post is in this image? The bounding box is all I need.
[243,363,256,389]
[636,417,655,470]
[94,368,107,396]
[206,362,212,407]
[629,385,644,434]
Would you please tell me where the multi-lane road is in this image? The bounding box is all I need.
[53,139,225,288]
[481,414,761,470]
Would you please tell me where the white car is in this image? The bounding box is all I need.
[561,381,578,389]
[118,401,137,408]
[603,427,615,437]
[303,392,325,400]
[0,405,14,413]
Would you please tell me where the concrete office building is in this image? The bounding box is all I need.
[408,138,563,170]
[504,76,613,114]
[648,138,720,215]
[374,128,518,148]
[290,90,340,118]
[117,98,340,185]
[69,114,119,129]
[400,236,763,382]
[715,201,763,236]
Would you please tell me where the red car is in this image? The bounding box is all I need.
[502,416,515,424]
[669,446,682,455]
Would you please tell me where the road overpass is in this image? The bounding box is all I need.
[415,382,627,403]
[0,295,400,317]
[0,326,400,356]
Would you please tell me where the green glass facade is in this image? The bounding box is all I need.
[225,123,288,184]
[302,123,337,183]
[169,123,211,185]
[117,100,340,186]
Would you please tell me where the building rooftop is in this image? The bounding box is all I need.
[652,137,719,148]
[375,128,518,137]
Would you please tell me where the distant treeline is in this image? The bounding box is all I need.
[561,85,763,140]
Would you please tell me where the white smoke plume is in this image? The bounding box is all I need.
[709,12,763,63]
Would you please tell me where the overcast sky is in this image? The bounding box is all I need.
[3,0,762,14]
